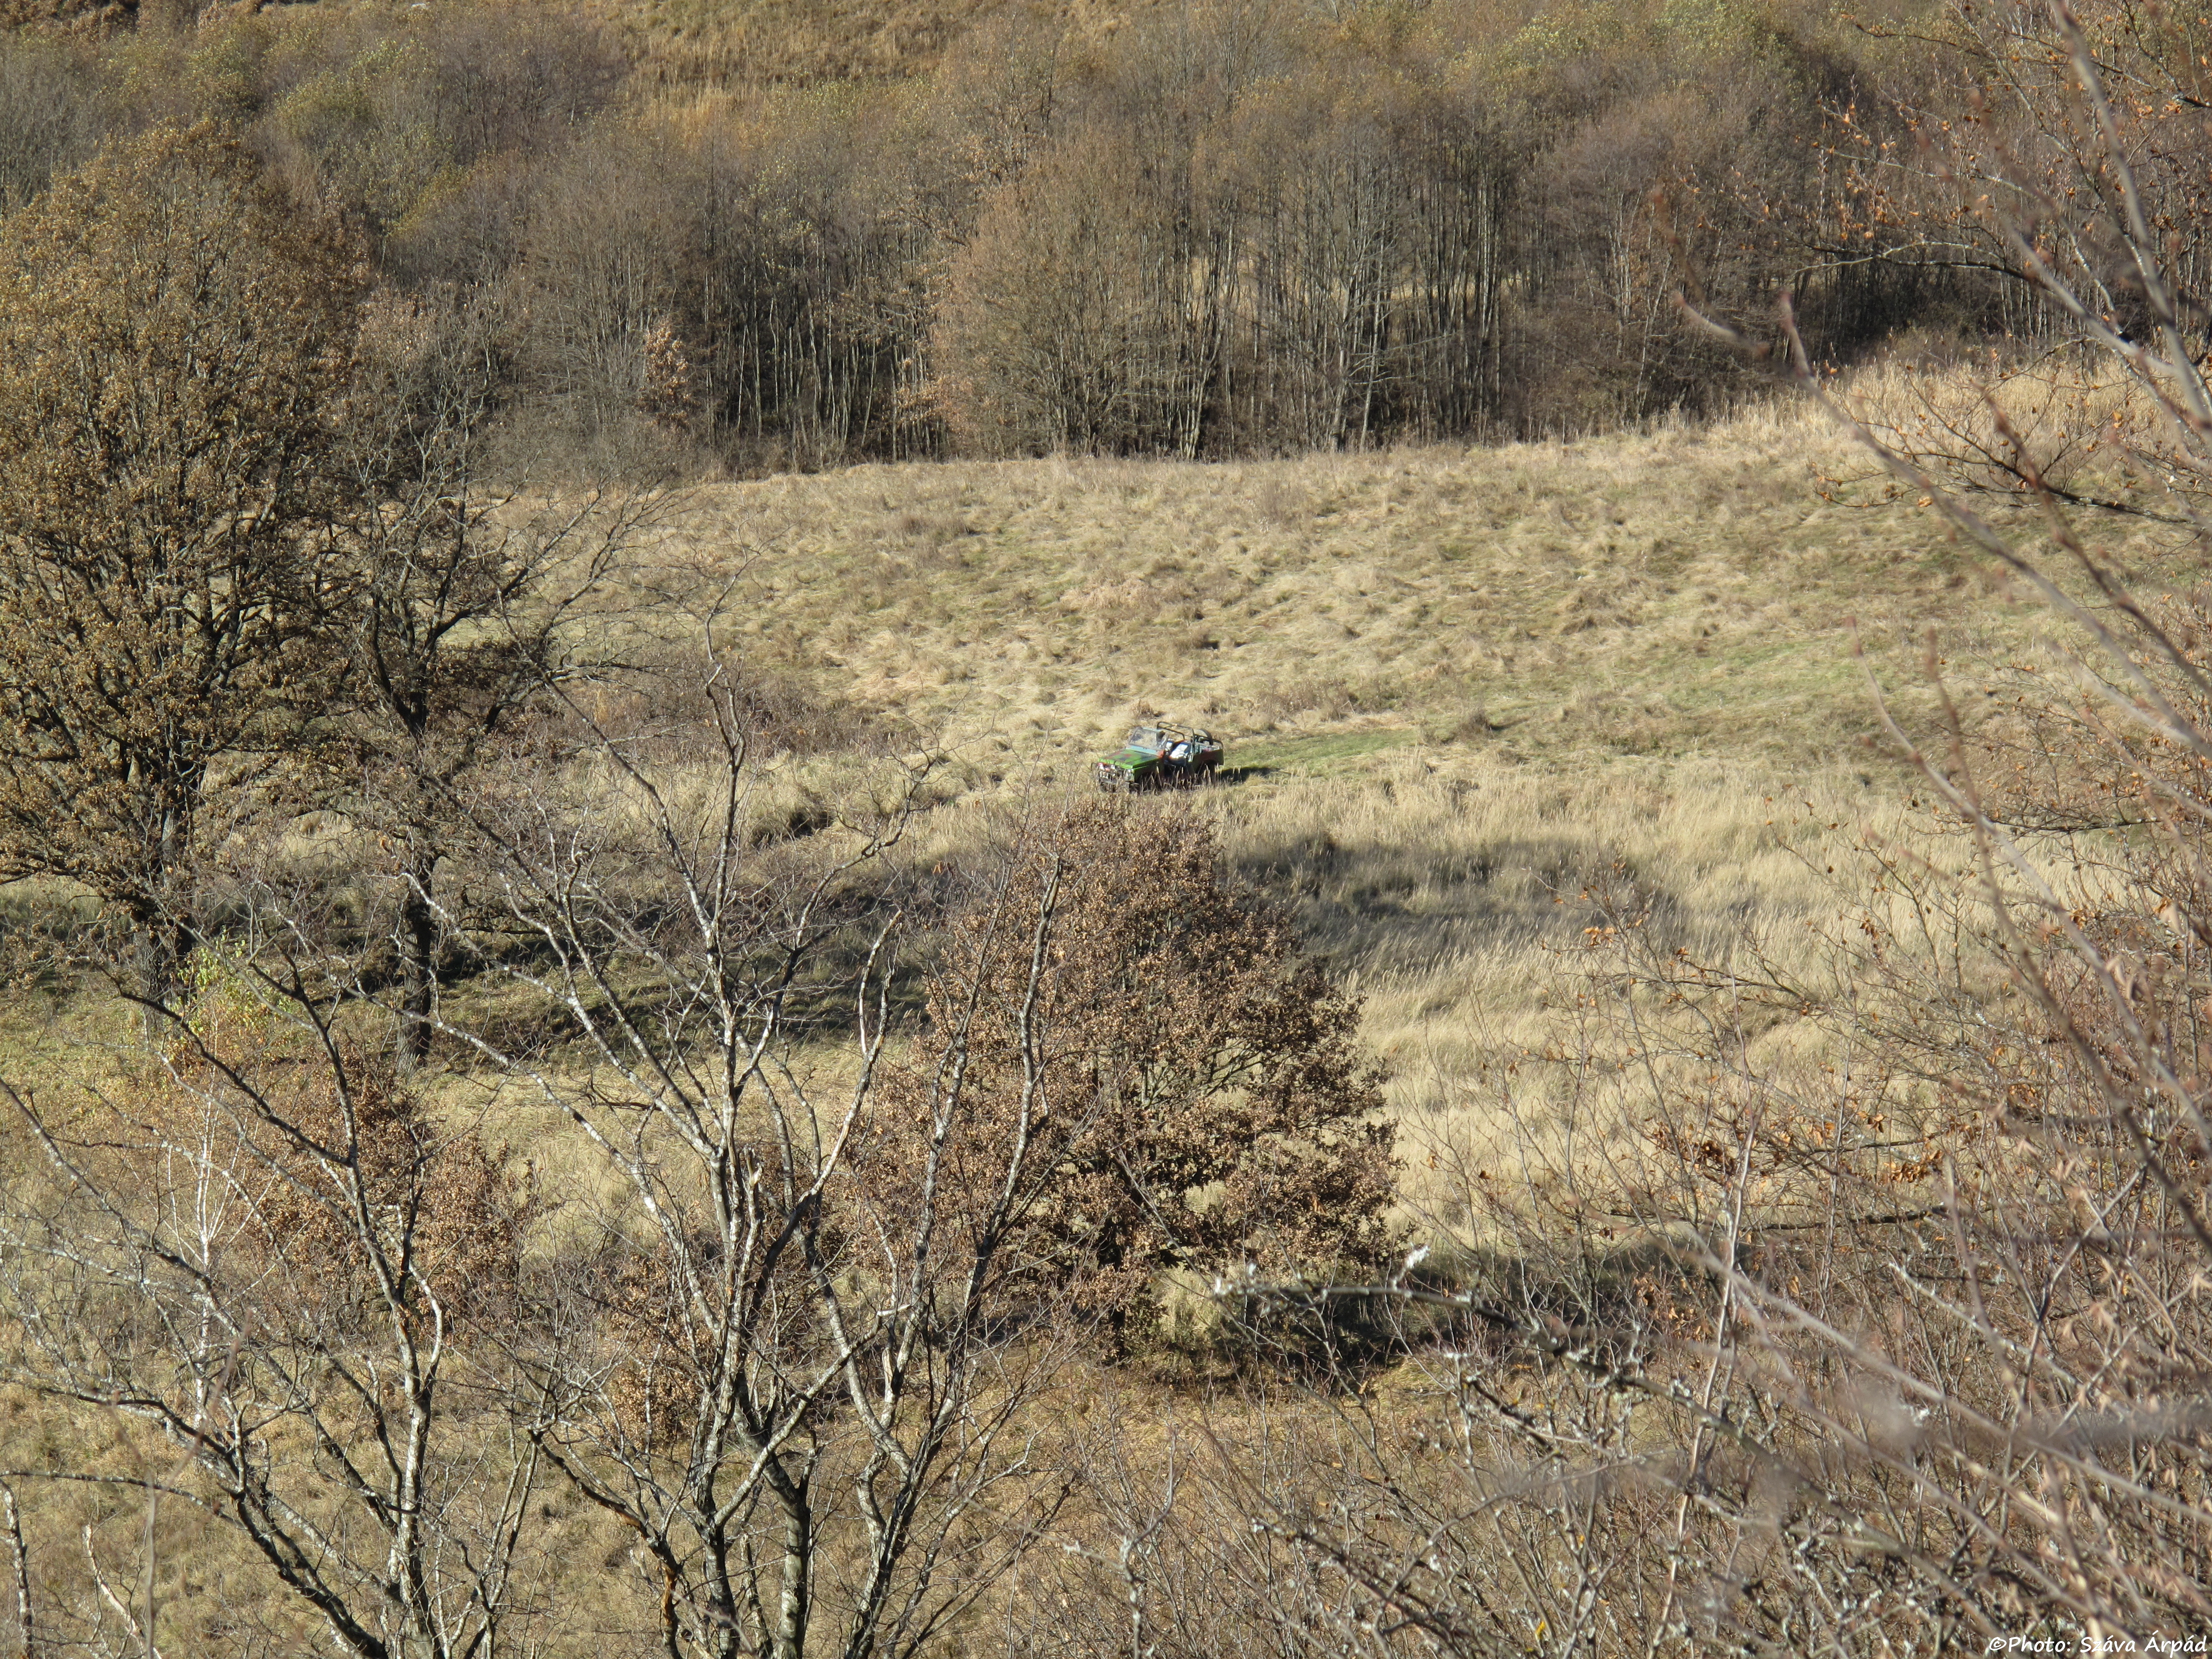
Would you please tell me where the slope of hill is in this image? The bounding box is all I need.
[582,0,1040,84]
[637,392,2145,1202]
[1,0,1146,84]
[595,0,1195,84]
[663,401,2041,775]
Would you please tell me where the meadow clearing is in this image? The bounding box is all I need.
[637,383,2146,1217]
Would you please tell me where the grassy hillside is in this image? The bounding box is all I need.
[668,399,2037,777]
[635,390,2168,1220]
[0,0,1154,84]
[0,386,2135,1178]
[0,383,2177,1652]
[583,0,1143,84]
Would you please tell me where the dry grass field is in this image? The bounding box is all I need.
[6,396,2050,1205]
[0,381,2159,1231]
[626,384,2177,1226]
[582,0,1167,84]
[662,396,2058,773]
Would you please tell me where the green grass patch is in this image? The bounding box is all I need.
[1229,728,1427,775]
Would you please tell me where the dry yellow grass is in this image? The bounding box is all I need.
[2,386,2174,1651]
[624,390,2189,1234]
[585,0,1169,85]
[649,397,2101,784]
[4,392,2160,1214]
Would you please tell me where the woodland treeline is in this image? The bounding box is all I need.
[0,0,2101,470]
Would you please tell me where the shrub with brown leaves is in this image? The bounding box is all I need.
[880,800,1398,1345]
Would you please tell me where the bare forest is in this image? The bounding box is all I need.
[0,0,2081,468]
[1,0,2211,1655]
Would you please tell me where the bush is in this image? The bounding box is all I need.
[883,800,1399,1345]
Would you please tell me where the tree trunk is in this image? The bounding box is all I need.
[771,1482,811,1659]
[397,847,440,1074]
[121,766,192,1030]
[129,898,189,1034]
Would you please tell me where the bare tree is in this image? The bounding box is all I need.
[0,29,101,208]
[342,282,663,1072]
[399,663,1082,1659]
[0,962,539,1659]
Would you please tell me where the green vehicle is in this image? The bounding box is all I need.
[1094,723,1225,791]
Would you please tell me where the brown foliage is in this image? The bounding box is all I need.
[224,1044,524,1330]
[0,959,538,1656]
[0,124,360,989]
[883,801,1397,1339]
[2,0,2055,468]
[93,969,530,1333]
